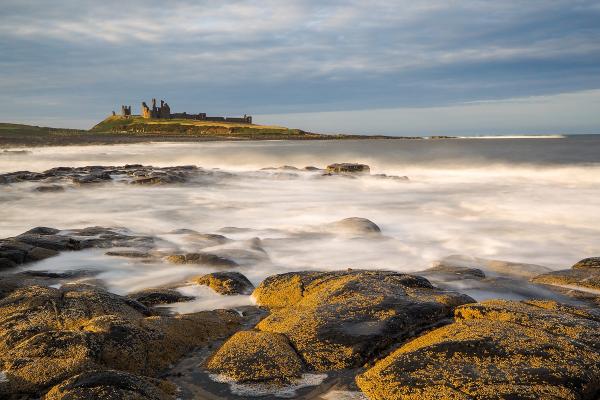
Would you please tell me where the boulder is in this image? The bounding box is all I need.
[326,163,370,174]
[126,288,194,306]
[105,250,151,259]
[325,217,381,236]
[165,252,238,268]
[250,270,474,371]
[356,300,600,400]
[417,264,486,281]
[43,370,174,400]
[532,257,600,292]
[195,271,254,295]
[35,185,65,193]
[205,331,304,383]
[0,285,242,397]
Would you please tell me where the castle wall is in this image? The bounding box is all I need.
[136,99,251,123]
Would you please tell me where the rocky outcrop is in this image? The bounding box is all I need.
[0,284,242,398]
[326,163,370,174]
[0,227,154,270]
[356,299,600,400]
[195,271,254,295]
[206,331,304,383]
[43,370,174,400]
[532,256,600,292]
[211,270,474,380]
[126,288,194,306]
[0,165,212,188]
[165,252,238,268]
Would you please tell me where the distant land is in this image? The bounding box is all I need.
[0,118,429,148]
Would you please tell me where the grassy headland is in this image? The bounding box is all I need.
[0,116,410,148]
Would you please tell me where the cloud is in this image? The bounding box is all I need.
[0,0,599,131]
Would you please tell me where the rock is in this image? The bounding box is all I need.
[418,264,486,281]
[14,233,82,251]
[72,171,112,185]
[0,257,17,270]
[43,370,175,400]
[22,227,61,235]
[438,254,552,279]
[0,285,242,397]
[325,217,382,236]
[250,270,474,371]
[206,331,304,383]
[356,299,600,400]
[105,250,151,258]
[195,272,254,295]
[0,239,59,265]
[165,252,238,268]
[35,185,65,193]
[126,288,194,306]
[532,257,600,293]
[573,257,600,270]
[326,163,370,174]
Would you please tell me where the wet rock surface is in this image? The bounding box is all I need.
[0,284,243,398]
[356,299,600,400]
[165,252,239,268]
[220,270,474,376]
[43,370,175,400]
[195,271,254,295]
[126,288,195,307]
[0,164,224,188]
[532,256,600,292]
[0,226,155,270]
[206,331,304,383]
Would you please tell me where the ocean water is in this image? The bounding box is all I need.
[1,136,599,309]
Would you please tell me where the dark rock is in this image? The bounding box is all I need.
[43,370,174,400]
[35,185,65,193]
[23,227,61,235]
[126,288,194,307]
[15,233,81,251]
[195,271,254,295]
[105,250,151,258]
[0,258,17,270]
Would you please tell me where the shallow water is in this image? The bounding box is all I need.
[1,137,599,308]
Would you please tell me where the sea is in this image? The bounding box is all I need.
[1,135,599,311]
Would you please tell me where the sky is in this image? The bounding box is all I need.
[1,0,600,135]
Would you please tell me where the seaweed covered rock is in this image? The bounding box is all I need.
[250,270,474,371]
[43,370,174,400]
[0,285,242,398]
[195,271,254,295]
[532,256,600,292]
[206,331,304,383]
[356,300,600,400]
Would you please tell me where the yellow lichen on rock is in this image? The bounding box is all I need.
[205,330,304,383]
[356,300,600,400]
[251,270,474,371]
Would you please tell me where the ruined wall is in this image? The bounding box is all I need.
[135,98,251,123]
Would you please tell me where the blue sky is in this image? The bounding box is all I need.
[1,0,600,135]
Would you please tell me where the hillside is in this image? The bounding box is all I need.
[90,115,322,139]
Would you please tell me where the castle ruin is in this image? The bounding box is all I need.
[117,98,252,124]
